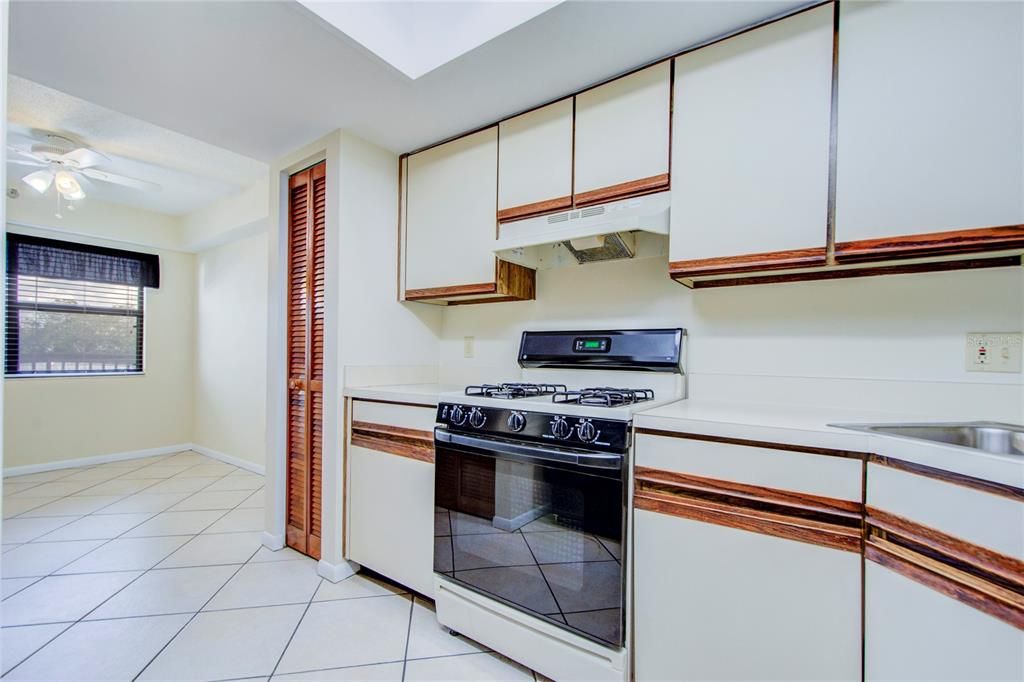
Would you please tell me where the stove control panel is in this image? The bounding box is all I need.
[436,403,629,454]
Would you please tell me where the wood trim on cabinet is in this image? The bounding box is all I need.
[868,454,1024,502]
[404,259,535,305]
[634,426,868,460]
[497,196,573,222]
[634,467,863,552]
[573,173,670,207]
[680,255,1023,289]
[669,247,828,279]
[405,282,497,300]
[636,466,863,516]
[866,539,1024,630]
[350,421,435,464]
[835,225,1024,263]
[866,507,1024,589]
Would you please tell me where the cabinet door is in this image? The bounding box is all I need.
[633,431,862,681]
[348,445,435,597]
[405,127,498,293]
[347,401,436,597]
[835,1,1024,261]
[498,98,573,221]
[864,460,1024,679]
[866,562,1024,681]
[573,62,670,205]
[634,510,861,681]
[669,5,833,277]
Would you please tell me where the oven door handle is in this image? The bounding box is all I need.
[434,428,623,470]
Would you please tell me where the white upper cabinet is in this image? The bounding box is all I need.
[835,0,1024,244]
[404,127,498,293]
[498,98,573,220]
[573,61,671,203]
[669,4,834,266]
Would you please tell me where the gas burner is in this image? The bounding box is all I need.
[465,382,568,399]
[552,387,655,407]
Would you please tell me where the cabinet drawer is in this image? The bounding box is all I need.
[867,461,1023,561]
[352,400,436,433]
[634,431,862,501]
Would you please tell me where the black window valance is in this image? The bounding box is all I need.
[6,233,160,289]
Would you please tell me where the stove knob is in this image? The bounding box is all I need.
[507,411,526,432]
[450,405,468,426]
[468,407,486,429]
[551,416,572,440]
[577,420,598,443]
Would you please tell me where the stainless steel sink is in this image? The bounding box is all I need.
[829,421,1024,457]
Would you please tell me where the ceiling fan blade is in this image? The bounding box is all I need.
[8,147,48,163]
[9,158,48,168]
[80,168,160,191]
[22,170,54,193]
[61,148,108,169]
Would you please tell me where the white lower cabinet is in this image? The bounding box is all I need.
[865,561,1023,681]
[633,508,861,681]
[348,444,435,597]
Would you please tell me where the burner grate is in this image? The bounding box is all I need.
[551,387,655,407]
[465,382,568,399]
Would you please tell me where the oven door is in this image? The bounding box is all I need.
[433,427,626,648]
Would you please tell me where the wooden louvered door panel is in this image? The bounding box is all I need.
[286,161,326,559]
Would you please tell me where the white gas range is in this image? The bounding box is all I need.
[431,329,686,682]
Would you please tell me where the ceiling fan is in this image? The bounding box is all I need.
[8,133,161,203]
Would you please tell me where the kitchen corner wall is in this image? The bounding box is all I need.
[193,230,268,469]
[439,256,1024,422]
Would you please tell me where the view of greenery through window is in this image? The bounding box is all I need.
[9,275,143,374]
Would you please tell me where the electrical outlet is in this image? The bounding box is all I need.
[463,336,475,359]
[966,332,1022,373]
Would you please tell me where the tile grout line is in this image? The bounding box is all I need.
[1,456,257,678]
[17,459,243,577]
[267,576,324,678]
[1,587,410,630]
[5,452,183,506]
[129,542,265,682]
[400,593,416,681]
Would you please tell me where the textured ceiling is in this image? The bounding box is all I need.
[9,0,810,162]
[7,76,267,215]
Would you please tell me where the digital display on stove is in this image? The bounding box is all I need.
[573,337,610,353]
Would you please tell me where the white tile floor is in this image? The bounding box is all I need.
[1,452,541,681]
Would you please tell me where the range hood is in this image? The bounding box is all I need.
[495,191,670,266]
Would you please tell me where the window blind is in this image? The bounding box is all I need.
[5,234,160,375]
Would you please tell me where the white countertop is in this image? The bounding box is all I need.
[344,383,459,406]
[635,399,1024,490]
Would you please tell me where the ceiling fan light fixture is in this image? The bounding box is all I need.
[23,170,53,193]
[54,170,82,196]
[64,188,86,200]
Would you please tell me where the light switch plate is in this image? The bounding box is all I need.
[966,332,1022,373]
[463,336,475,359]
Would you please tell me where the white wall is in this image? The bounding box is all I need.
[193,230,268,469]
[439,256,1024,421]
[336,131,443,377]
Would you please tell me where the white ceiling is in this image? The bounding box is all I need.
[6,76,267,215]
[300,1,563,79]
[9,0,811,162]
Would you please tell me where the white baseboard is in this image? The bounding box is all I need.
[188,444,265,475]
[262,531,285,550]
[3,443,192,477]
[318,558,359,583]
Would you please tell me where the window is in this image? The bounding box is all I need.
[5,234,160,376]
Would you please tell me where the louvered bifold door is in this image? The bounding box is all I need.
[285,161,326,559]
